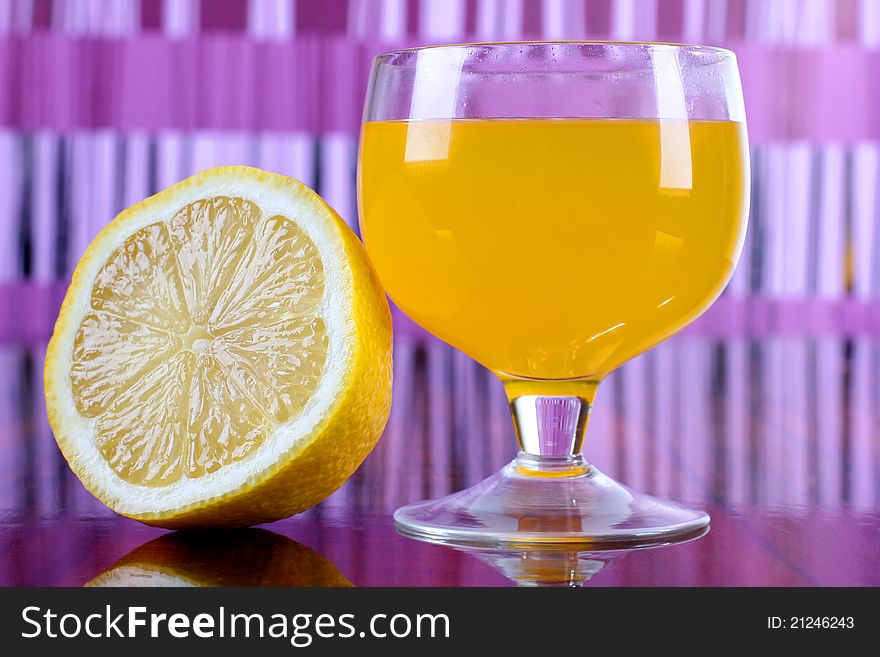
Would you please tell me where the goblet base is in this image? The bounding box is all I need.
[394,459,709,549]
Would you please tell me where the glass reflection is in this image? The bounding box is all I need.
[472,549,613,587]
[453,525,706,587]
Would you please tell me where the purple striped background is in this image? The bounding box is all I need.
[0,1,879,529]
[0,36,878,141]
[0,0,876,301]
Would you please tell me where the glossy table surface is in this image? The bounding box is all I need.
[2,299,880,586]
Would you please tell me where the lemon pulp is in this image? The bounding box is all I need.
[69,196,329,486]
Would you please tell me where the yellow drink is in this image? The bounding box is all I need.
[359,118,748,381]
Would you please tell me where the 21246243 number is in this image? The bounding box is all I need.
[768,617,854,629]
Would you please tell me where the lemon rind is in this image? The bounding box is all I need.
[44,166,392,525]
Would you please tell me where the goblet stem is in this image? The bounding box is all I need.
[501,378,600,478]
[394,372,708,547]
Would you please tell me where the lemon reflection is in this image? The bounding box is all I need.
[86,529,351,587]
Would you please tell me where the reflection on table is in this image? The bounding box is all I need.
[1,304,879,586]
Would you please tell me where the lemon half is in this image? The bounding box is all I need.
[45,166,392,528]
